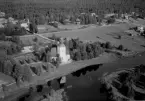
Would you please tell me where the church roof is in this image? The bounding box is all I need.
[58,43,66,47]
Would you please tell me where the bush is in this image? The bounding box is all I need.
[118,45,124,50]
[29,20,38,34]
[105,42,112,49]
[0,33,6,41]
[12,64,24,81]
[36,66,42,76]
[49,22,58,28]
[81,51,88,60]
[3,60,13,76]
[107,18,115,24]
[33,37,38,42]
[22,65,33,82]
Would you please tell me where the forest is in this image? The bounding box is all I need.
[0,0,145,25]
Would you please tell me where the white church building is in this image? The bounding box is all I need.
[50,39,71,64]
[57,43,70,63]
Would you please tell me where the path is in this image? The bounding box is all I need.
[35,34,55,42]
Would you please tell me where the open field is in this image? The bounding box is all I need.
[20,22,145,52]
[19,34,52,46]
[41,23,145,52]
[37,24,90,34]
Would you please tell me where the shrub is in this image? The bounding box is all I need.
[101,43,106,48]
[105,42,112,49]
[118,45,124,50]
[36,66,42,76]
[22,65,33,82]
[33,37,38,42]
[3,60,13,76]
[107,18,115,24]
[51,34,57,40]
[0,33,6,41]
[81,51,88,60]
[29,20,38,34]
[73,51,81,61]
[12,64,24,81]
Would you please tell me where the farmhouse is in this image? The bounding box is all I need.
[137,26,144,33]
[105,13,115,18]
[76,18,81,25]
[0,11,5,18]
[64,19,71,25]
[21,46,33,53]
[20,19,30,31]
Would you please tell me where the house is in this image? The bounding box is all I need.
[0,12,5,18]
[122,13,132,20]
[105,13,115,18]
[64,19,71,25]
[91,13,98,18]
[137,26,144,33]
[8,17,14,22]
[0,18,7,28]
[20,19,30,31]
[21,46,33,53]
[48,21,58,28]
[81,13,86,15]
[75,18,81,25]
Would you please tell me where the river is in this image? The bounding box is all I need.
[65,52,145,101]
[4,52,145,101]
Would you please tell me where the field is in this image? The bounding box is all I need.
[19,34,52,46]
[20,20,145,52]
[41,22,145,52]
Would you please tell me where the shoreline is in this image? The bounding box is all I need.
[2,50,144,101]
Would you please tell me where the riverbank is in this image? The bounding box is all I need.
[100,64,145,101]
[3,51,145,101]
[65,51,145,101]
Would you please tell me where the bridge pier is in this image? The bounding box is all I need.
[46,76,67,90]
[59,76,66,89]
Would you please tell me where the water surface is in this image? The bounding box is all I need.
[66,52,145,101]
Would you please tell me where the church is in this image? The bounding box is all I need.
[50,38,71,64]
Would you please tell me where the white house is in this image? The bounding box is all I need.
[76,18,81,25]
[0,12,5,18]
[105,13,115,18]
[137,26,144,33]
[20,19,30,31]
[91,13,98,17]
[21,46,33,53]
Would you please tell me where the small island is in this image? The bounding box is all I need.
[100,64,145,101]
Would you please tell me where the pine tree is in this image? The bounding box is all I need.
[12,64,24,81]
[22,64,33,82]
[3,60,13,76]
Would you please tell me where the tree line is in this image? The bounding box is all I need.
[0,35,24,55]
[0,0,145,25]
